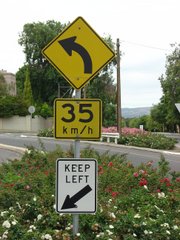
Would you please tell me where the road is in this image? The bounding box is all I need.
[0,148,23,163]
[0,132,180,171]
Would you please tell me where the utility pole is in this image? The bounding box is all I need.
[116,38,122,135]
[73,89,81,236]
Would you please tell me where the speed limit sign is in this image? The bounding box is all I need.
[54,99,102,139]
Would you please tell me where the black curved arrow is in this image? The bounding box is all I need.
[61,185,92,210]
[58,36,92,74]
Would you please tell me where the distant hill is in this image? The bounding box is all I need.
[122,107,151,118]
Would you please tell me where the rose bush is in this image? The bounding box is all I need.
[102,127,177,150]
[0,147,179,239]
[38,127,177,150]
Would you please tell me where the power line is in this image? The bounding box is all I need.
[120,40,171,51]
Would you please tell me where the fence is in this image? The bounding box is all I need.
[0,115,53,132]
[101,132,120,144]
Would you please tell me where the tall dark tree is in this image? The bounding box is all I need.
[150,99,167,131]
[151,44,180,132]
[23,66,33,106]
[86,70,116,126]
[17,20,72,104]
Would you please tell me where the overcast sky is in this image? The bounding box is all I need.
[0,0,179,108]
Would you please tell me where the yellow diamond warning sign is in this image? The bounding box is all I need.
[54,99,102,139]
[42,17,115,89]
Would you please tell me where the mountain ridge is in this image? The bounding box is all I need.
[122,107,151,118]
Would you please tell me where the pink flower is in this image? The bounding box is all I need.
[102,126,117,133]
[168,188,173,192]
[164,178,170,183]
[102,127,146,135]
[160,178,171,186]
[139,178,148,186]
[98,166,104,175]
[176,177,180,182]
[133,172,139,178]
[139,169,146,175]
[108,162,113,167]
[111,191,119,197]
[166,182,171,187]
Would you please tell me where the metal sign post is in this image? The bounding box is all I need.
[73,89,81,235]
[28,106,35,132]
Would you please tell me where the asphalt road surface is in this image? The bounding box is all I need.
[0,132,179,171]
[0,148,23,163]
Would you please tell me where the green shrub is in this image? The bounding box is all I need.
[37,128,53,137]
[0,96,28,117]
[0,147,179,239]
[118,132,177,150]
[35,103,53,119]
[39,103,53,119]
[38,128,177,150]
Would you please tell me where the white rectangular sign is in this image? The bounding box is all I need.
[56,158,97,213]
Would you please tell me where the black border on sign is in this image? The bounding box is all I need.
[56,158,97,214]
[41,16,115,89]
[54,98,102,140]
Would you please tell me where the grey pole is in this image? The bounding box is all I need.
[73,89,81,236]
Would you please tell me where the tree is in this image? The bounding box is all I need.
[0,73,8,96]
[146,115,162,132]
[0,96,28,117]
[151,44,180,132]
[150,100,167,131]
[23,66,33,106]
[17,20,72,104]
[84,34,116,126]
[86,70,116,126]
[17,21,117,126]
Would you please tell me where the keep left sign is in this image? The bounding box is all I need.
[56,158,97,213]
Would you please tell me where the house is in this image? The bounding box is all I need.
[0,69,16,95]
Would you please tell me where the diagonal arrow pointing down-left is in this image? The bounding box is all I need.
[61,185,92,210]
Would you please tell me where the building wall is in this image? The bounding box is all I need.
[0,116,53,132]
[0,69,16,95]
